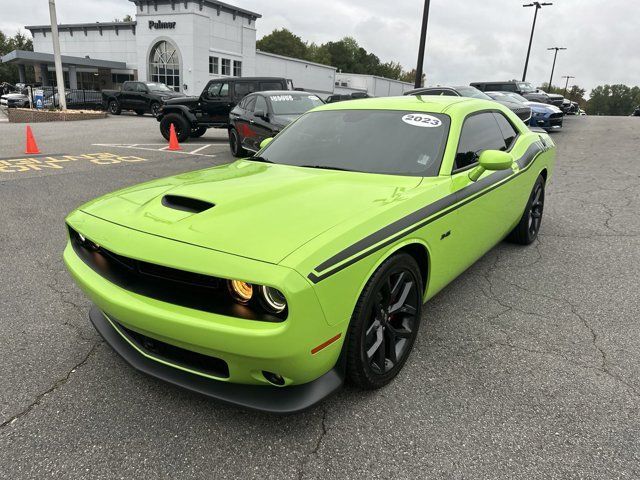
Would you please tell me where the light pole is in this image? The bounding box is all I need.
[522,2,552,82]
[48,0,67,110]
[547,46,566,90]
[414,0,431,88]
[562,75,575,97]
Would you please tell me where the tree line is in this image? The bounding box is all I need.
[542,81,640,115]
[256,28,422,85]
[0,30,34,84]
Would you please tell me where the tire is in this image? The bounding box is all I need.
[346,253,423,390]
[150,102,161,118]
[160,114,191,143]
[191,127,208,138]
[506,175,546,245]
[108,100,121,115]
[229,128,247,157]
[135,110,145,116]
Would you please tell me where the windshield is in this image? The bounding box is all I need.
[268,94,324,115]
[517,82,537,93]
[257,110,450,177]
[455,87,492,100]
[145,82,172,92]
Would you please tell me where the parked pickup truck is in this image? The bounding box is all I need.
[157,76,293,142]
[103,81,186,117]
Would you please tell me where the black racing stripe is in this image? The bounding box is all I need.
[308,143,542,284]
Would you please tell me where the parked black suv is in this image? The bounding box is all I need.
[103,81,186,117]
[157,77,293,142]
[470,81,551,104]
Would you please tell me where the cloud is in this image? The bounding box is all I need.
[2,0,638,93]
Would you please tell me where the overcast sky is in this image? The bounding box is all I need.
[2,0,638,94]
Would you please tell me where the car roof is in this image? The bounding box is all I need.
[254,90,315,96]
[313,95,480,114]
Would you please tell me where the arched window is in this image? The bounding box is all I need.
[149,40,180,91]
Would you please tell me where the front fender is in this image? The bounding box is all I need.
[157,104,198,125]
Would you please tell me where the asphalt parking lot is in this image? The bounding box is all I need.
[1,114,639,479]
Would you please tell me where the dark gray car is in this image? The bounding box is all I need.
[404,86,532,122]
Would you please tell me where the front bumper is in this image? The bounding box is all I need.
[90,306,344,413]
[64,210,348,396]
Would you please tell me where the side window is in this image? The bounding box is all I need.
[244,96,257,112]
[440,89,458,96]
[123,83,135,92]
[234,82,256,98]
[205,82,229,98]
[136,83,148,93]
[253,96,268,113]
[493,112,518,150]
[454,112,507,171]
[259,81,284,91]
[501,83,517,92]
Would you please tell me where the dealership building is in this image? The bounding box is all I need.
[0,0,412,97]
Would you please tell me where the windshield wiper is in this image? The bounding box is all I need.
[248,156,274,163]
[299,165,356,172]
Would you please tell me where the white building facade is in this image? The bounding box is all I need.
[4,0,407,98]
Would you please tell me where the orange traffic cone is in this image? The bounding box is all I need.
[25,125,41,155]
[168,123,181,151]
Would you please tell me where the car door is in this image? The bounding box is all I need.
[233,81,257,104]
[135,82,150,110]
[232,95,256,151]
[245,95,274,152]
[448,111,521,266]
[200,80,232,125]
[121,82,137,109]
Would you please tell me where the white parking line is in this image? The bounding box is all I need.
[190,144,212,155]
[92,143,225,158]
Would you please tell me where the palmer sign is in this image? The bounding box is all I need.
[148,20,177,30]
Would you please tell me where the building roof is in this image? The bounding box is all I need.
[0,50,127,70]
[256,50,337,71]
[25,21,136,34]
[129,0,261,20]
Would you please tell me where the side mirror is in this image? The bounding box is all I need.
[254,110,268,121]
[259,137,274,150]
[468,150,514,181]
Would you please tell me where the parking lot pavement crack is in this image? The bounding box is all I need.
[297,407,329,480]
[0,342,102,431]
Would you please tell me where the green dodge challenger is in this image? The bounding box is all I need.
[64,96,555,413]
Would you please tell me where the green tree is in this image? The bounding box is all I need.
[586,84,640,116]
[399,69,425,86]
[0,30,34,84]
[256,28,308,60]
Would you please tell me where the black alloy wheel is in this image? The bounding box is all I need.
[109,100,121,115]
[346,253,422,389]
[229,128,247,157]
[151,102,161,118]
[507,175,546,245]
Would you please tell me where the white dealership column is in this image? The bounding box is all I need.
[48,0,67,110]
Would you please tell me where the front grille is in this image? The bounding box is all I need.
[68,226,285,322]
[550,112,563,119]
[115,320,230,378]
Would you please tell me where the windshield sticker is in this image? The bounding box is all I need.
[401,113,442,128]
[270,95,294,102]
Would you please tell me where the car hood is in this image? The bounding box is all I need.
[157,91,186,100]
[526,101,561,114]
[164,96,199,107]
[78,161,422,264]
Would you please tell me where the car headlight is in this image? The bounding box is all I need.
[228,280,253,304]
[260,286,287,314]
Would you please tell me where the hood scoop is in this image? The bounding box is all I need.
[161,195,215,214]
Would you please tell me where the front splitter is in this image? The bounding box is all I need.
[89,306,344,414]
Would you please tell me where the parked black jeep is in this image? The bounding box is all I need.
[102,81,186,117]
[157,77,293,142]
